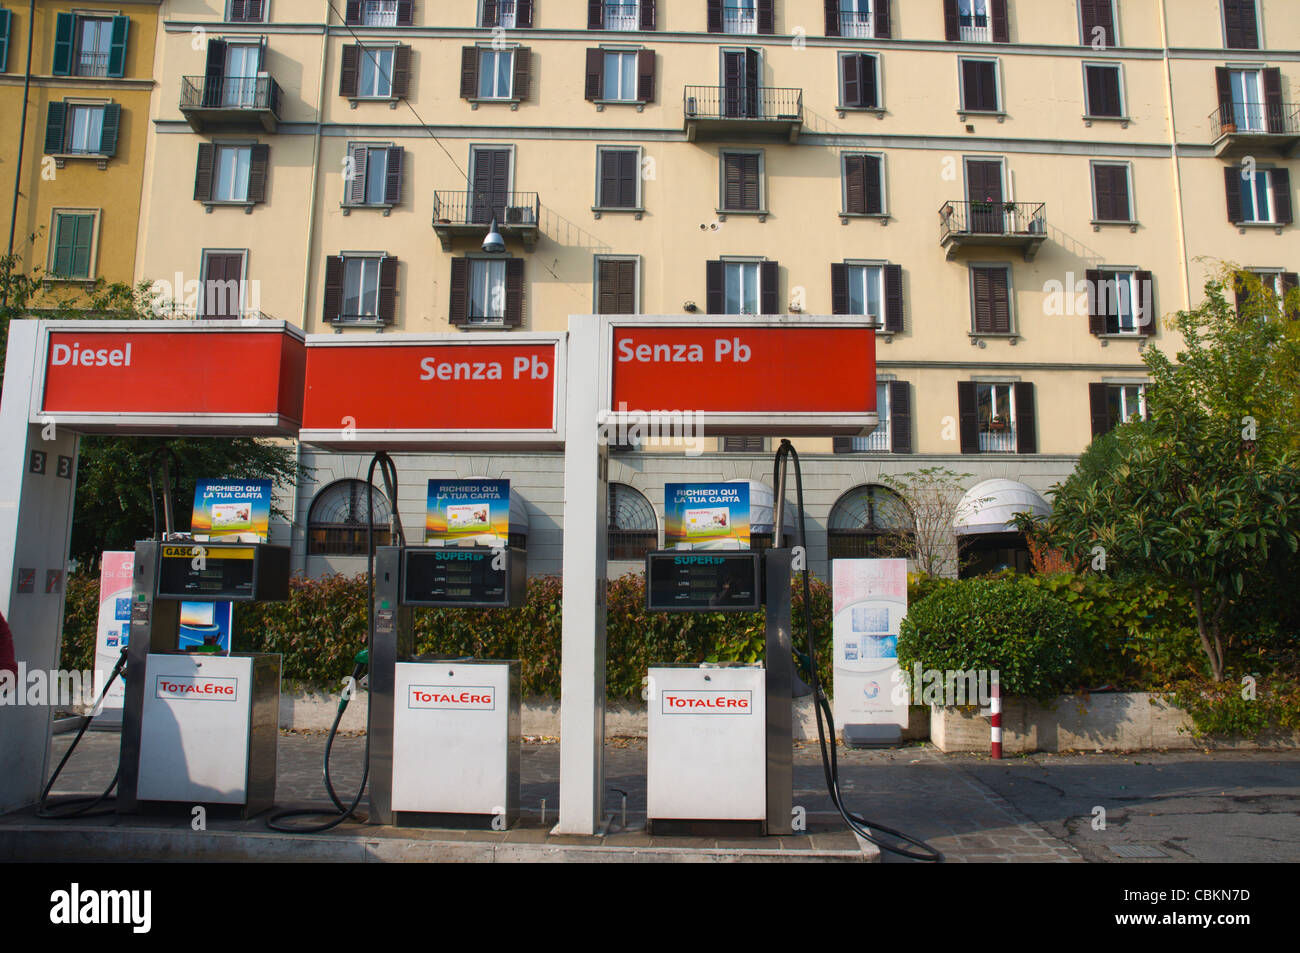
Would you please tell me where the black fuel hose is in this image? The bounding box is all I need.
[37,649,128,819]
[773,439,943,863]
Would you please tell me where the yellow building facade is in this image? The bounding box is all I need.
[131,0,1298,577]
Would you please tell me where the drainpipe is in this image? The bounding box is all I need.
[299,19,329,330]
[1158,0,1193,313]
[4,0,38,308]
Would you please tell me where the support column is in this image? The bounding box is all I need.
[555,318,608,834]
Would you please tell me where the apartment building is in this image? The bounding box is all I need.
[1,0,159,301]
[131,0,1299,578]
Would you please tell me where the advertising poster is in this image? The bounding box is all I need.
[187,479,271,652]
[832,558,908,744]
[425,479,510,546]
[92,552,135,723]
[664,483,750,550]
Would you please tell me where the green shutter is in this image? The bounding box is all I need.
[52,12,73,75]
[98,103,120,155]
[44,102,67,155]
[0,9,13,73]
[53,213,95,278]
[107,16,128,77]
[73,214,93,277]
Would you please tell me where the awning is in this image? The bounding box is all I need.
[953,479,1051,536]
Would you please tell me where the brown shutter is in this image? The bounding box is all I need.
[247,144,269,203]
[391,45,411,98]
[1271,169,1292,225]
[943,0,959,40]
[516,0,533,27]
[483,0,498,26]
[513,47,531,100]
[460,47,479,99]
[448,258,469,326]
[1081,0,1115,48]
[598,260,618,313]
[742,154,759,209]
[1014,382,1036,453]
[890,380,911,453]
[1263,68,1284,133]
[1093,164,1113,219]
[1110,165,1130,220]
[884,264,903,332]
[833,437,852,453]
[1215,67,1234,130]
[864,154,882,213]
[1224,0,1258,50]
[599,259,636,314]
[323,256,344,322]
[1086,269,1106,335]
[348,143,368,204]
[396,0,413,25]
[706,260,723,314]
[1135,270,1155,335]
[384,146,403,205]
[844,154,866,213]
[641,0,656,30]
[875,0,891,38]
[842,53,861,106]
[619,150,637,207]
[824,0,839,36]
[760,260,778,314]
[588,0,603,29]
[504,257,524,327]
[637,49,655,103]
[972,267,992,332]
[585,48,603,100]
[194,142,215,201]
[345,0,361,25]
[1089,382,1111,437]
[991,268,1010,332]
[1233,271,1248,315]
[957,381,978,454]
[230,0,246,20]
[203,39,226,106]
[340,45,360,97]
[830,263,848,314]
[378,256,398,323]
[707,0,722,33]
[757,0,774,34]
[1225,166,1244,223]
[990,0,1009,42]
[860,54,878,107]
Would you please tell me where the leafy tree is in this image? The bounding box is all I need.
[877,467,987,578]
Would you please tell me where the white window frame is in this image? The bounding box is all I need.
[1247,268,1284,297]
[1226,66,1266,132]
[477,46,515,100]
[838,51,881,110]
[1081,61,1126,118]
[721,257,765,315]
[357,45,395,99]
[198,248,250,320]
[339,253,384,321]
[602,48,639,102]
[46,207,101,281]
[958,56,1002,113]
[593,145,643,211]
[1109,382,1147,423]
[222,42,262,108]
[466,256,508,325]
[361,0,399,27]
[721,0,758,35]
[1098,267,1142,334]
[593,255,642,314]
[850,381,891,451]
[975,380,1017,453]
[718,148,765,214]
[958,0,992,43]
[63,100,107,155]
[843,259,886,328]
[1090,160,1135,222]
[212,143,252,203]
[1239,166,1275,223]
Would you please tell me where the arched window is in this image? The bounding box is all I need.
[308,480,392,556]
[607,483,657,560]
[827,484,914,561]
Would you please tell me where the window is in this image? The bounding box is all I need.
[461,46,532,101]
[1234,269,1298,317]
[483,0,534,28]
[838,0,875,39]
[720,151,762,211]
[959,58,1000,112]
[721,436,766,452]
[584,48,654,104]
[596,257,638,314]
[341,45,410,100]
[227,0,266,22]
[1084,64,1123,117]
[603,50,638,101]
[76,17,111,76]
[308,480,392,556]
[362,0,398,26]
[468,259,507,324]
[0,8,12,73]
[827,485,915,561]
[977,383,1016,452]
[345,144,403,207]
[1226,166,1293,225]
[959,0,990,41]
[707,259,776,314]
[323,254,398,323]
[603,1,642,30]
[1086,267,1154,336]
[214,145,252,202]
[222,43,262,107]
[855,383,891,450]
[1091,162,1133,221]
[607,484,657,560]
[44,101,120,157]
[448,257,524,327]
[1089,382,1146,436]
[842,154,884,215]
[48,210,97,279]
[723,0,757,35]
[832,262,902,330]
[344,257,382,318]
[839,53,879,109]
[960,381,1036,454]
[847,264,883,324]
[53,13,127,78]
[1079,0,1116,48]
[199,250,248,320]
[194,142,268,205]
[725,261,760,314]
[944,0,1008,43]
[970,265,1012,334]
[596,147,640,209]
[483,49,513,98]
[1222,0,1260,50]
[835,381,912,453]
[359,47,394,97]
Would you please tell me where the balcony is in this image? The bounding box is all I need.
[978,423,1017,453]
[838,12,874,38]
[959,17,992,42]
[683,86,803,143]
[939,200,1047,262]
[602,1,640,30]
[721,10,758,34]
[432,191,540,251]
[1209,102,1300,158]
[180,75,282,133]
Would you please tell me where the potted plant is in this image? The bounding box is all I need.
[988,414,1008,432]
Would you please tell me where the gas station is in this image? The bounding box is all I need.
[0,313,942,858]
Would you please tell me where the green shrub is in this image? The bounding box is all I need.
[1171,677,1300,739]
[59,572,100,673]
[898,577,1083,703]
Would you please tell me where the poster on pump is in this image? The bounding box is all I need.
[832,558,909,742]
[91,551,135,723]
[425,479,511,547]
[183,480,272,652]
[663,483,750,550]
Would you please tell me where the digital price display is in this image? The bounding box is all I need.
[645,552,762,612]
[402,548,524,608]
[155,543,289,602]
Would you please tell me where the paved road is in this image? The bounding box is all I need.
[38,731,1300,862]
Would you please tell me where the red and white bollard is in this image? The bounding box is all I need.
[990,677,1002,760]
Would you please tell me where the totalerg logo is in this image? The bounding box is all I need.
[409,685,495,710]
[155,675,238,702]
[661,690,752,715]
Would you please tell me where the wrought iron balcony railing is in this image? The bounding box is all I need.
[603,1,640,29]
[1209,101,1300,139]
[940,200,1046,238]
[181,75,282,114]
[433,191,539,226]
[683,85,803,121]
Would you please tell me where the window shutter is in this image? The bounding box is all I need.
[1271,169,1292,225]
[1282,273,1299,320]
[943,0,959,41]
[52,12,74,75]
[1224,166,1244,223]
[890,381,911,452]
[957,382,978,453]
[972,267,992,332]
[707,0,722,33]
[641,0,657,30]
[516,0,533,27]
[460,47,479,99]
[99,103,121,155]
[390,45,411,98]
[247,144,269,203]
[107,10,129,72]
[743,153,760,209]
[637,49,655,103]
[384,146,403,204]
[860,55,878,107]
[230,0,246,20]
[619,150,637,207]
[1080,0,1115,48]
[378,257,398,323]
[1263,68,1284,134]
[990,268,1010,332]
[884,264,904,332]
[584,48,602,100]
[1014,382,1036,453]
[724,153,741,208]
[990,0,1009,42]
[832,437,852,453]
[204,39,227,106]
[757,0,774,34]
[1110,165,1130,220]
[864,154,883,213]
[824,0,839,36]
[875,0,891,38]
[706,260,723,314]
[484,0,499,26]
[448,258,469,325]
[598,260,617,313]
[396,0,414,25]
[599,150,616,206]
[598,259,637,314]
[345,0,362,25]
[1135,270,1155,335]
[1088,383,1110,437]
[962,61,979,110]
[844,155,866,213]
[347,144,368,204]
[760,260,778,314]
[0,9,10,73]
[1086,269,1106,334]
[1093,164,1113,219]
[1215,67,1233,129]
[1224,0,1258,50]
[1233,271,1248,314]
[340,45,360,97]
[588,0,603,28]
[245,0,264,20]
[513,47,531,100]
[830,263,848,314]
[842,54,861,106]
[44,102,67,155]
[323,256,344,322]
[193,142,215,201]
[504,257,525,327]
